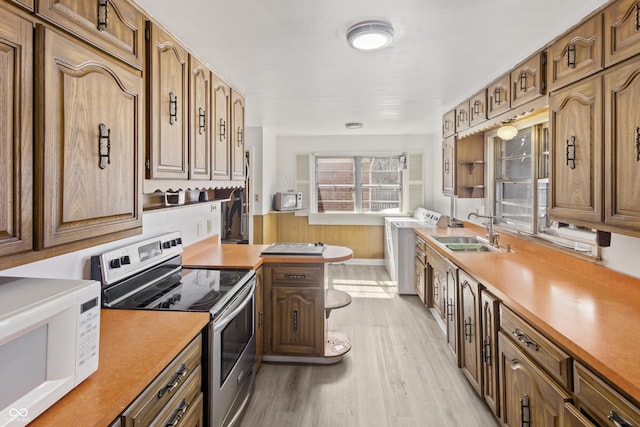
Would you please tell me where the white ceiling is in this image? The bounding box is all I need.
[135,0,609,136]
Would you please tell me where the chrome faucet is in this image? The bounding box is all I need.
[468,212,498,247]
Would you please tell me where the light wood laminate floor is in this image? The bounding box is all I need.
[241,264,498,427]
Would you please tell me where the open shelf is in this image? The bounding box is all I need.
[325,289,352,318]
[325,330,352,357]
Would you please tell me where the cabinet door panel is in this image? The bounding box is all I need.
[459,272,481,395]
[604,58,640,232]
[189,55,212,180]
[469,90,487,127]
[442,108,456,138]
[35,27,142,248]
[36,0,144,69]
[7,0,33,11]
[498,333,570,427]
[487,74,510,118]
[445,264,458,363]
[231,90,245,181]
[271,287,323,356]
[604,0,640,67]
[549,75,603,226]
[146,22,189,179]
[481,291,500,418]
[511,51,545,108]
[442,136,456,196]
[0,10,33,256]
[213,74,230,179]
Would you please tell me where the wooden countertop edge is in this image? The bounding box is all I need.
[414,224,640,405]
[30,310,210,426]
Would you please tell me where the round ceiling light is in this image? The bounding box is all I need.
[497,122,518,140]
[347,20,394,51]
[345,122,363,129]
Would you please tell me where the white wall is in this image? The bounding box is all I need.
[246,127,278,215]
[0,202,222,280]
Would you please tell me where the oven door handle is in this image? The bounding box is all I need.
[213,280,255,334]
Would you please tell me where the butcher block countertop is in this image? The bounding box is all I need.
[415,223,640,406]
[31,309,210,427]
[182,236,353,268]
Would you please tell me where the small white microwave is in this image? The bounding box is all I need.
[0,277,101,426]
[273,191,303,211]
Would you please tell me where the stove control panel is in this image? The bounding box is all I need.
[91,231,184,285]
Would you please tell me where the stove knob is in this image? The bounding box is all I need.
[120,255,131,265]
[170,239,177,247]
[162,241,171,249]
[109,258,121,269]
[159,301,170,309]
[176,237,183,244]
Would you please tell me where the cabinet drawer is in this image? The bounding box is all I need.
[564,403,597,427]
[442,108,456,138]
[574,361,640,427]
[150,371,202,427]
[270,264,323,285]
[415,237,427,263]
[510,50,546,108]
[500,305,571,389]
[122,335,202,426]
[548,13,603,92]
[36,0,145,69]
[487,73,511,118]
[604,0,640,67]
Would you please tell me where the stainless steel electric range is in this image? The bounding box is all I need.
[91,232,256,427]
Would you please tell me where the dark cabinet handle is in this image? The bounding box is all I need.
[482,336,491,364]
[519,72,527,92]
[284,274,306,280]
[444,159,450,174]
[293,310,298,332]
[494,88,502,105]
[608,410,634,427]
[447,299,455,321]
[512,328,539,351]
[636,4,640,31]
[458,110,466,125]
[169,92,178,125]
[198,107,206,134]
[164,398,189,427]
[635,127,640,162]
[434,280,439,299]
[97,0,108,31]
[98,124,111,169]
[464,317,472,343]
[157,363,189,398]
[473,100,480,115]
[237,127,243,146]
[258,312,264,328]
[567,44,576,69]
[219,118,226,141]
[566,135,576,169]
[444,119,450,131]
[520,394,531,427]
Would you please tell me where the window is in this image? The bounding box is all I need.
[315,156,402,213]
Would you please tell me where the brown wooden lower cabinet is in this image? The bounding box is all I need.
[498,332,571,427]
[481,290,500,418]
[458,270,482,395]
[255,266,264,370]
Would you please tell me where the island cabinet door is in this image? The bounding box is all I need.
[34,26,143,249]
[498,333,571,427]
[269,286,324,356]
[0,8,33,257]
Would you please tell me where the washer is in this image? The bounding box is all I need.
[384,208,447,294]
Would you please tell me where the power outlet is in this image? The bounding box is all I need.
[254,194,259,202]
[197,222,203,237]
[206,219,212,233]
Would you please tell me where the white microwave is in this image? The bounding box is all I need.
[273,191,303,211]
[0,277,101,426]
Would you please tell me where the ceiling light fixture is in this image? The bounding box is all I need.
[345,122,363,129]
[497,121,518,140]
[347,20,394,51]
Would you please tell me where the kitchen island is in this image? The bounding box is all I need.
[415,222,640,420]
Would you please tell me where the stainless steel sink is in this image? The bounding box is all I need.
[430,235,500,253]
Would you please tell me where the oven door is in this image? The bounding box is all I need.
[211,277,256,427]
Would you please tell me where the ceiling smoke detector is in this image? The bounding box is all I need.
[345,122,363,129]
[347,20,394,51]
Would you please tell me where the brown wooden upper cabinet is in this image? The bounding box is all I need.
[213,73,231,179]
[549,74,603,228]
[510,51,546,108]
[34,26,143,248]
[442,135,456,196]
[0,7,33,257]
[604,56,640,234]
[146,21,189,180]
[456,99,470,133]
[231,90,246,181]
[548,13,603,92]
[487,73,510,119]
[442,108,456,138]
[189,55,212,180]
[469,89,487,127]
[36,0,145,70]
[604,0,640,67]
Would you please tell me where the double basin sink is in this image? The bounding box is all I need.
[430,236,501,253]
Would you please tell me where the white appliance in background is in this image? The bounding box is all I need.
[0,277,101,426]
[384,208,447,294]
